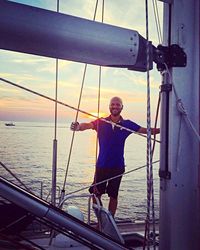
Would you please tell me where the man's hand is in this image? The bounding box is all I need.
[70,122,80,131]
[70,121,94,131]
[138,127,160,135]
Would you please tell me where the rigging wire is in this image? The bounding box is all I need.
[95,0,104,162]
[94,0,104,192]
[61,0,99,198]
[152,0,163,44]
[154,0,163,43]
[0,77,160,143]
[0,161,32,193]
[61,64,88,195]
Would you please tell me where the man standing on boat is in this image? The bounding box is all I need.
[71,96,160,217]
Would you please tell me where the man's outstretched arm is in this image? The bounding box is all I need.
[70,121,94,131]
[138,127,160,135]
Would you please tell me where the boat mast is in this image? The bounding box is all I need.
[159,0,200,249]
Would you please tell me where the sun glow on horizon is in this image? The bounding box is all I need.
[86,111,108,120]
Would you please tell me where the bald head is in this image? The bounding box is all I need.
[109,96,123,117]
[109,96,123,106]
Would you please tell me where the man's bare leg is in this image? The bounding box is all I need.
[108,197,118,217]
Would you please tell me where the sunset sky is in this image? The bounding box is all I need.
[0,0,163,126]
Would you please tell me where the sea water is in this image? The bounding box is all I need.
[0,121,160,221]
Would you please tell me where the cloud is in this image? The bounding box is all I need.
[37,60,73,74]
[0,85,19,93]
[12,58,48,64]
[0,72,39,82]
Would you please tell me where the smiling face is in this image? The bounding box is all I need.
[109,97,123,117]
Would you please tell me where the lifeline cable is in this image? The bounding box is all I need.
[63,160,160,197]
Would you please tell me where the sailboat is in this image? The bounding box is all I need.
[5,122,15,126]
[0,0,199,249]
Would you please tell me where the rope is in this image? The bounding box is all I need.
[0,77,161,143]
[175,115,183,172]
[145,0,151,247]
[65,160,160,196]
[163,63,200,142]
[152,93,161,155]
[144,0,156,249]
[176,96,200,141]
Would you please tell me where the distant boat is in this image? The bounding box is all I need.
[5,122,15,126]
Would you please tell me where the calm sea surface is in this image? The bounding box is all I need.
[0,121,160,221]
